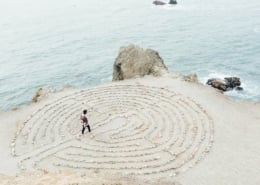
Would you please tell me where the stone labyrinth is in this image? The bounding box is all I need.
[12,85,214,177]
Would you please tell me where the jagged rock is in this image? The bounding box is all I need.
[183,73,198,83]
[112,45,168,81]
[235,86,243,91]
[153,0,177,5]
[224,77,241,88]
[207,78,222,86]
[32,87,55,103]
[153,0,166,5]
[32,88,43,103]
[169,0,177,4]
[206,77,242,92]
[210,80,228,91]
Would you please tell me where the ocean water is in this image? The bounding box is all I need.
[0,0,259,111]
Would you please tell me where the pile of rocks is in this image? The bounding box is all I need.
[206,77,243,91]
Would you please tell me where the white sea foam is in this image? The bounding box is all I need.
[100,76,112,83]
[200,72,260,102]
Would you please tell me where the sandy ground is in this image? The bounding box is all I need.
[0,170,178,185]
[0,76,259,185]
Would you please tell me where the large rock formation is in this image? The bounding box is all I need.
[113,45,168,81]
[206,77,243,91]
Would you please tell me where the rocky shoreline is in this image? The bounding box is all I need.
[0,45,260,185]
[2,45,252,113]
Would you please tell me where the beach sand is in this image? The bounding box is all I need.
[0,76,259,185]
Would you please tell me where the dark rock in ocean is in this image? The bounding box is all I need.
[235,86,243,91]
[206,78,225,86]
[209,80,228,91]
[153,0,166,5]
[169,0,177,4]
[206,77,243,92]
[224,77,241,88]
[153,0,177,5]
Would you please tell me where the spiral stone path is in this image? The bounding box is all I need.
[11,84,214,178]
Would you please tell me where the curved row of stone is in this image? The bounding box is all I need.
[12,85,214,177]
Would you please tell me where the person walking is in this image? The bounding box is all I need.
[80,109,91,135]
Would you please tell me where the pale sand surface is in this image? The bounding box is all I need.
[0,76,259,185]
[0,170,177,185]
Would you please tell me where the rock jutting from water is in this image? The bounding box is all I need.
[153,0,166,5]
[169,0,177,5]
[206,77,243,91]
[112,45,168,81]
[153,0,177,5]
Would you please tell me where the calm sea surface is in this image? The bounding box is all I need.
[0,0,260,111]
